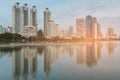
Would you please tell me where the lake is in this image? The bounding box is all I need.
[0,41,120,80]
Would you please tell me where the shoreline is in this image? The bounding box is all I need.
[0,40,120,48]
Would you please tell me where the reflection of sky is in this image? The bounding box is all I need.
[0,42,120,80]
[0,0,120,35]
[0,57,12,80]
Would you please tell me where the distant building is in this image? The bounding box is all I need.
[48,20,62,38]
[86,16,102,39]
[44,8,62,38]
[107,27,113,36]
[68,26,73,36]
[86,15,94,39]
[0,25,12,34]
[107,26,116,38]
[56,24,62,37]
[96,23,102,38]
[76,18,86,38]
[0,25,4,34]
[4,26,12,33]
[12,3,21,33]
[93,17,102,39]
[93,17,98,39]
[48,20,55,38]
[44,8,51,38]
[55,24,61,37]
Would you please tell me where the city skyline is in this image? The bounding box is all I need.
[0,0,120,35]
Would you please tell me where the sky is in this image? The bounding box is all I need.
[0,0,120,36]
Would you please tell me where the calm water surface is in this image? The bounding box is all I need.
[0,41,120,80]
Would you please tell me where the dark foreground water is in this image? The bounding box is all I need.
[0,41,120,80]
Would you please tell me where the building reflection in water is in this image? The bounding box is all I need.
[11,43,104,79]
[0,48,13,57]
[86,42,97,67]
[96,42,102,59]
[76,44,86,65]
[86,42,102,67]
[12,47,22,80]
[68,46,74,57]
[76,42,102,67]
[106,42,117,55]
[37,46,45,55]
[9,42,118,79]
[44,46,60,76]
[12,46,38,80]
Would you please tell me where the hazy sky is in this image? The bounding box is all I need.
[0,0,120,35]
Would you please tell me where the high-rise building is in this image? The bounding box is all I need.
[44,8,51,38]
[86,15,95,39]
[49,21,61,38]
[12,3,21,33]
[106,26,116,38]
[55,24,60,37]
[76,18,86,38]
[30,6,37,27]
[97,23,102,38]
[107,27,114,36]
[56,25,62,37]
[93,17,97,39]
[48,20,55,38]
[30,6,37,36]
[21,4,29,33]
[12,3,37,37]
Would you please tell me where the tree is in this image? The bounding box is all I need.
[37,30,46,41]
[0,33,25,43]
[37,30,44,37]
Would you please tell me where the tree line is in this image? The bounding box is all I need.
[0,30,45,43]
